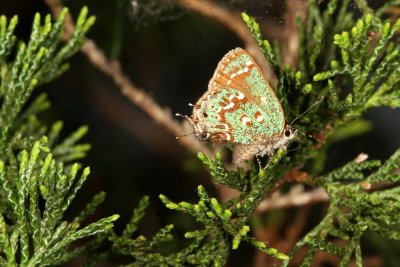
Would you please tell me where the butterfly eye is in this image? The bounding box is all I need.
[203,112,208,118]
[284,130,291,137]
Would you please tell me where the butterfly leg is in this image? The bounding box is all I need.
[263,144,290,169]
[263,152,274,169]
[263,144,284,169]
[255,155,262,169]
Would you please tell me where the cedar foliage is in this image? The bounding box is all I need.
[0,0,399,266]
[0,7,119,266]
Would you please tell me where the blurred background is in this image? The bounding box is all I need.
[1,0,400,266]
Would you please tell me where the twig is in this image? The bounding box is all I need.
[282,0,307,67]
[255,185,328,212]
[175,0,275,80]
[44,0,213,158]
[253,200,312,266]
[267,163,312,196]
[45,0,329,211]
[176,0,254,47]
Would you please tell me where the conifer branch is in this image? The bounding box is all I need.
[0,140,119,266]
[44,0,213,159]
[282,148,400,265]
[0,7,123,266]
[174,0,266,64]
[153,2,400,266]
[6,1,396,266]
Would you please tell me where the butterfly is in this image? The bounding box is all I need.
[179,48,297,164]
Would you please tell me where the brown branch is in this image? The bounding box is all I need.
[44,0,213,158]
[281,0,307,67]
[253,204,311,266]
[255,185,328,213]
[175,0,275,81]
[267,163,312,196]
[176,0,254,48]
[45,0,329,211]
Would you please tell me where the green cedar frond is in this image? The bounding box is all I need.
[0,8,92,167]
[56,233,108,266]
[0,140,119,266]
[160,184,289,264]
[0,7,95,155]
[83,196,195,267]
[1,1,397,266]
[0,15,17,66]
[153,2,400,266]
[197,152,249,192]
[122,195,149,237]
[314,15,400,114]
[73,191,107,224]
[51,125,91,162]
[283,149,400,265]
[0,7,123,266]
[73,2,400,265]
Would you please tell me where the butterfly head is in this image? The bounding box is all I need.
[191,105,219,142]
[176,107,211,142]
[191,119,209,142]
[283,124,297,142]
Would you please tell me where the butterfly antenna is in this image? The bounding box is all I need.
[175,113,191,121]
[175,113,195,139]
[176,131,195,139]
[287,146,301,153]
[289,96,324,126]
[295,128,306,136]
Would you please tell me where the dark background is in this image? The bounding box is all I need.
[1,0,400,266]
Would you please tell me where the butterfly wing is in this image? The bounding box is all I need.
[192,86,237,143]
[195,48,285,144]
